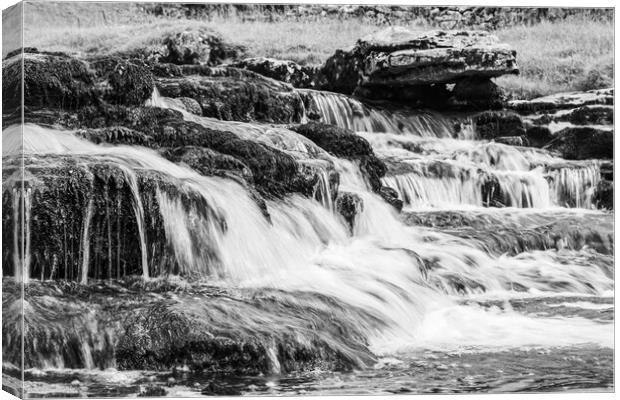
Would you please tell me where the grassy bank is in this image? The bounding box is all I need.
[20,3,613,99]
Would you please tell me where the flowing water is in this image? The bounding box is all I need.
[2,90,613,396]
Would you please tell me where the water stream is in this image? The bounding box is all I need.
[2,89,613,396]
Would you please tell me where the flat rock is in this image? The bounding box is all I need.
[315,28,518,108]
[509,88,613,114]
[360,29,518,86]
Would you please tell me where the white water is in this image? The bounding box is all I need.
[5,89,613,365]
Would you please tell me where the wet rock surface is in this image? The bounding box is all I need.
[155,67,306,123]
[2,280,376,373]
[290,122,387,192]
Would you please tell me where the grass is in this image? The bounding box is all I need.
[17,2,614,100]
[495,16,614,99]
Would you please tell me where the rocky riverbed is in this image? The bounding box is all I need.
[2,22,614,397]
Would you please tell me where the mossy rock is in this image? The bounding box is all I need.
[3,52,97,113]
[88,57,154,106]
[290,122,386,191]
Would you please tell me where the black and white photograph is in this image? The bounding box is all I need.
[1,1,615,397]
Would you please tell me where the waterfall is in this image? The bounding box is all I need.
[79,198,94,284]
[552,164,601,208]
[120,167,149,280]
[303,89,457,137]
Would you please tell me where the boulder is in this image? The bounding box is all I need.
[473,110,524,140]
[230,57,318,88]
[556,105,613,126]
[3,52,158,114]
[524,125,552,148]
[88,56,154,106]
[358,28,518,86]
[544,126,613,160]
[162,146,253,183]
[74,105,325,198]
[336,192,364,231]
[315,28,518,109]
[158,27,246,65]
[3,52,97,113]
[378,186,403,212]
[3,280,375,373]
[593,180,613,210]
[290,122,387,191]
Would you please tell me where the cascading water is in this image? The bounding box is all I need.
[3,87,613,395]
[302,89,464,138]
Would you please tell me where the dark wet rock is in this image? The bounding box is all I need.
[509,88,613,114]
[3,52,97,113]
[313,47,364,95]
[452,77,504,110]
[290,122,374,158]
[162,146,253,183]
[3,281,375,373]
[155,68,305,123]
[138,385,167,397]
[77,106,323,198]
[379,186,403,212]
[290,122,386,191]
[88,57,154,106]
[112,289,375,373]
[76,126,151,145]
[160,146,271,219]
[158,27,246,65]
[230,57,318,88]
[473,110,524,140]
[336,192,364,231]
[556,105,614,126]
[201,382,242,396]
[544,126,613,160]
[2,155,223,281]
[524,125,553,148]
[12,106,331,201]
[593,180,613,210]
[600,160,614,181]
